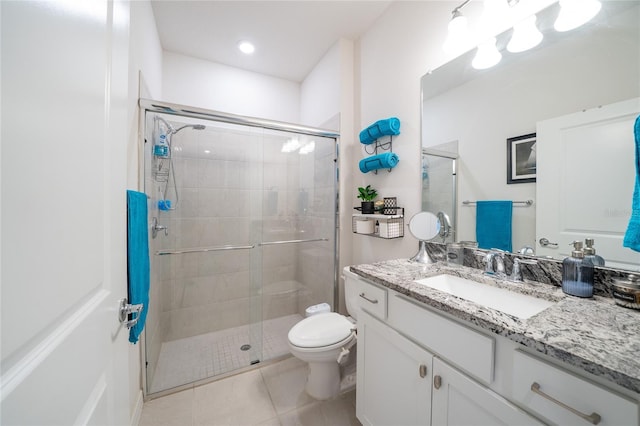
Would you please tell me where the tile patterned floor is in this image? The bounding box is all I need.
[139,356,361,426]
[150,314,303,393]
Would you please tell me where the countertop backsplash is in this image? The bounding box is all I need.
[425,242,636,298]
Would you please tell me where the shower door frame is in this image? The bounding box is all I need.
[138,98,340,398]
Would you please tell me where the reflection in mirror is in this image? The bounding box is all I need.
[421,0,640,269]
[422,145,458,244]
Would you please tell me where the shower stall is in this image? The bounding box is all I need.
[140,100,338,396]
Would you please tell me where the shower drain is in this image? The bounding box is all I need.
[240,344,251,351]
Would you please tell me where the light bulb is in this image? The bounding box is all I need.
[472,37,502,70]
[554,0,601,32]
[507,15,543,53]
[443,11,470,54]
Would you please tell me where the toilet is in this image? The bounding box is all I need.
[287,269,361,400]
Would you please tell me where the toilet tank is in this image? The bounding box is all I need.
[343,267,363,320]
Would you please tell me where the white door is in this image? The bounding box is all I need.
[1,1,132,425]
[536,97,640,268]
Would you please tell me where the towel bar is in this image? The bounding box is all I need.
[259,238,329,246]
[156,244,255,255]
[463,199,533,206]
[155,238,328,255]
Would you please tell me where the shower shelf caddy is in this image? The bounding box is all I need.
[352,207,404,239]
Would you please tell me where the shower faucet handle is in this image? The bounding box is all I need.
[151,217,169,238]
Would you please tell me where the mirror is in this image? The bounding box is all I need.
[409,211,441,241]
[421,1,640,268]
[408,211,442,264]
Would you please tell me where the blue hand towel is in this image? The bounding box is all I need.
[359,117,401,145]
[624,115,640,252]
[476,200,513,252]
[359,152,399,173]
[127,190,150,344]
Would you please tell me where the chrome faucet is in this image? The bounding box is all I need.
[484,250,506,278]
[509,257,538,282]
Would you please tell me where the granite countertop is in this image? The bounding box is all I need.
[349,259,640,395]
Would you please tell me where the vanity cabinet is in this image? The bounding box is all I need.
[349,271,540,425]
[347,267,640,425]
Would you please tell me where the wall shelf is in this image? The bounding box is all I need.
[352,208,404,239]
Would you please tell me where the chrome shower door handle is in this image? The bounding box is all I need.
[119,298,144,329]
[539,238,558,248]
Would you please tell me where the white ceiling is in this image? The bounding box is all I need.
[151,1,393,82]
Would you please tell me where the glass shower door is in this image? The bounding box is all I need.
[142,107,337,396]
[144,114,265,393]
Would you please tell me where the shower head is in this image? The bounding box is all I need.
[171,124,206,134]
[155,116,205,135]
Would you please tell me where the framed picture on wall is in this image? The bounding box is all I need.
[507,133,536,184]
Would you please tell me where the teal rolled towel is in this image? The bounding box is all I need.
[624,115,640,252]
[359,152,399,173]
[359,117,401,145]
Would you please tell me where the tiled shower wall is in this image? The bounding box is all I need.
[146,116,336,346]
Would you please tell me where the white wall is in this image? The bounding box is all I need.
[354,1,452,265]
[162,52,300,123]
[300,42,342,128]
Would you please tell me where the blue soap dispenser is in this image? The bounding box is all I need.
[584,237,605,266]
[562,240,594,298]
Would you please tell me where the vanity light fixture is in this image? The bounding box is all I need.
[554,0,602,32]
[443,0,471,54]
[237,40,255,55]
[477,0,510,35]
[507,15,543,53]
[472,37,502,69]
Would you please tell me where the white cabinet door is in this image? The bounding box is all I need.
[1,1,131,425]
[356,311,432,426]
[536,97,640,268]
[432,358,541,426]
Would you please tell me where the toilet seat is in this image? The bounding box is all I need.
[288,312,354,349]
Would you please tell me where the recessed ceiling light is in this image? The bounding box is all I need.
[238,41,255,55]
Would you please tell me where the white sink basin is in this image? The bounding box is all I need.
[414,274,555,319]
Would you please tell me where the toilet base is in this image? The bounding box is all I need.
[305,360,341,400]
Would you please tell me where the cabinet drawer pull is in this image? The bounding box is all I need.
[434,375,442,389]
[359,293,378,304]
[419,364,427,378]
[531,382,601,425]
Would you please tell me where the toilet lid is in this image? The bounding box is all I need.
[288,312,353,348]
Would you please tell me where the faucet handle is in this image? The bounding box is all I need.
[510,257,538,282]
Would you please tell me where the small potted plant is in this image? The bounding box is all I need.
[357,185,378,214]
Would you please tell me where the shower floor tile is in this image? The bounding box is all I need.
[150,314,302,394]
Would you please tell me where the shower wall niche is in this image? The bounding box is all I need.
[142,102,338,395]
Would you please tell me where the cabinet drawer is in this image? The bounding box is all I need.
[344,269,387,320]
[512,350,639,426]
[388,294,494,384]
